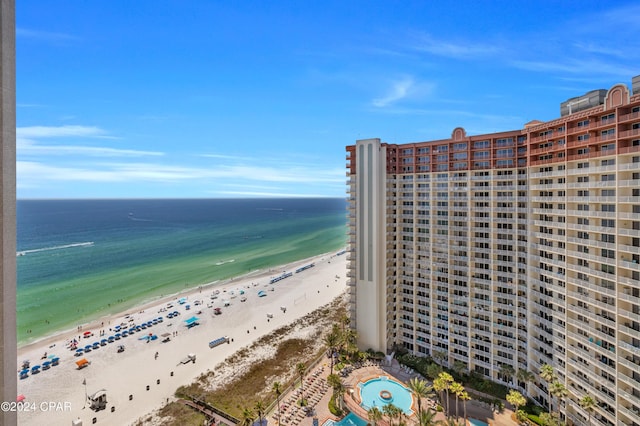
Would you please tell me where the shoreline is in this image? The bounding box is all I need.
[18,249,348,425]
[18,248,344,352]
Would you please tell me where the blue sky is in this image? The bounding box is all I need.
[17,1,640,198]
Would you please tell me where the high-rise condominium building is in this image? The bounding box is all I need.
[346,75,640,426]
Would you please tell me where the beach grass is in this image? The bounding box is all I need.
[163,297,347,424]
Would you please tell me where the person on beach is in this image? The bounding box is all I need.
[155,352,159,360]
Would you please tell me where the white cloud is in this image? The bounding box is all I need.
[411,33,501,59]
[17,28,77,42]
[17,160,344,186]
[214,191,332,198]
[17,125,109,139]
[18,139,164,157]
[371,77,435,108]
[372,78,414,107]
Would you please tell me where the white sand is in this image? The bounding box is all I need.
[17,252,347,426]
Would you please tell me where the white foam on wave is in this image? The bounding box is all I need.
[214,259,235,266]
[17,242,94,257]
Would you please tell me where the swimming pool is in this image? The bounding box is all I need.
[358,376,413,414]
[322,412,369,426]
[468,419,489,426]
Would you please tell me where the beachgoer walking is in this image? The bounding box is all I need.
[155,352,159,360]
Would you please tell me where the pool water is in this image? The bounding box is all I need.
[358,376,413,414]
[468,419,489,426]
[322,412,369,426]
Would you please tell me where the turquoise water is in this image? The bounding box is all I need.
[358,376,413,414]
[17,198,347,345]
[469,419,489,426]
[322,412,368,426]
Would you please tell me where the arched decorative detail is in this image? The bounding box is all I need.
[452,127,466,141]
[604,84,630,110]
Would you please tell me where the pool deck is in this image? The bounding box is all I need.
[267,358,516,426]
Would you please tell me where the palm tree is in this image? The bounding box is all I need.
[449,382,464,420]
[296,362,307,406]
[240,406,254,426]
[451,361,467,379]
[433,350,447,367]
[459,391,471,421]
[433,372,454,417]
[323,328,341,373]
[342,328,358,360]
[499,364,515,386]
[516,368,534,395]
[340,313,350,334]
[327,374,345,409]
[408,377,434,421]
[506,390,526,415]
[539,363,556,414]
[382,403,397,426]
[550,381,568,418]
[419,408,438,426]
[579,395,595,424]
[436,418,461,426]
[426,363,443,380]
[254,400,266,426]
[368,406,383,426]
[272,381,282,423]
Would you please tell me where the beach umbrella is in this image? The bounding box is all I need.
[75,349,83,356]
[51,357,60,366]
[16,395,25,403]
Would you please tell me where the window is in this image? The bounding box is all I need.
[601,249,615,259]
[601,143,615,151]
[601,174,615,181]
[577,135,590,142]
[601,205,615,212]
[602,189,615,196]
[601,219,615,228]
[601,234,615,243]
[577,162,589,169]
[601,159,615,166]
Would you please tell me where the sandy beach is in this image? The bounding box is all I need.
[17,251,347,426]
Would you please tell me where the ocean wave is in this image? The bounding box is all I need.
[215,259,235,266]
[17,242,94,257]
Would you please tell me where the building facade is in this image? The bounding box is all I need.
[346,76,640,426]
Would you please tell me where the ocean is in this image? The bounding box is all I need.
[17,198,347,346]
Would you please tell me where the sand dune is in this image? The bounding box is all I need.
[17,252,347,426]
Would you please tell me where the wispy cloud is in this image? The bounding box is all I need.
[372,77,414,107]
[17,125,110,139]
[371,77,435,108]
[411,33,501,59]
[214,191,332,198]
[510,57,637,80]
[17,125,162,158]
[18,139,164,157]
[17,160,344,185]
[17,27,78,43]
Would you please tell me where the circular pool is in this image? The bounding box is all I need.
[358,376,413,414]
